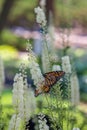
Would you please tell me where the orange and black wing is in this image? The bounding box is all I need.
[43,71,65,87]
[35,71,65,97]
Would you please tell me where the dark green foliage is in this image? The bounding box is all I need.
[60,74,70,99]
[0,29,28,51]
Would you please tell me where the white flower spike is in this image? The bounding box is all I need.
[34,6,47,26]
[62,55,71,73]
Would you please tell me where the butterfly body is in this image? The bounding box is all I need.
[35,71,65,97]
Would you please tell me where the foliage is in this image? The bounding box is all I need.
[0,29,28,51]
[0,89,13,130]
[0,2,87,130]
[54,0,87,28]
[0,0,87,28]
[74,49,87,93]
[80,92,87,103]
[0,29,18,45]
[1,89,87,130]
[0,45,18,60]
[8,0,37,28]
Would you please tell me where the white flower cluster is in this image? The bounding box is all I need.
[8,114,22,130]
[8,114,16,130]
[27,43,45,89]
[52,65,61,71]
[42,41,51,73]
[70,74,80,106]
[9,64,36,129]
[12,73,23,113]
[34,6,47,26]
[62,55,71,73]
[13,70,36,120]
[50,53,58,63]
[0,57,5,93]
[38,113,49,130]
[25,86,36,120]
[47,14,59,63]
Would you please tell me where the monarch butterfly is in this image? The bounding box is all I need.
[35,71,65,97]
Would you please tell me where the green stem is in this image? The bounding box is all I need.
[45,94,57,130]
[55,84,64,130]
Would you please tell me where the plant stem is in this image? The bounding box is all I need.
[45,94,57,130]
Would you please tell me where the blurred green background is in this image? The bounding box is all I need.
[0,0,87,129]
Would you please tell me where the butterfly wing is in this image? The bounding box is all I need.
[43,71,65,86]
[35,84,50,97]
[44,72,57,87]
[42,85,50,93]
[35,89,42,97]
[35,71,65,97]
